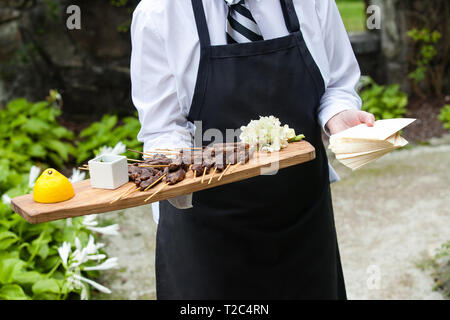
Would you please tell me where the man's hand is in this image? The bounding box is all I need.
[326,109,375,136]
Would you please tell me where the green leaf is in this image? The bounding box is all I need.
[0,231,19,241]
[44,139,71,161]
[21,118,51,135]
[0,160,10,185]
[27,232,52,259]
[29,144,47,158]
[47,152,63,168]
[39,255,60,272]
[12,271,45,285]
[33,292,60,300]
[0,238,20,250]
[29,102,49,116]
[10,135,33,149]
[9,115,28,130]
[6,98,29,115]
[0,284,29,300]
[51,127,73,139]
[32,279,60,295]
[37,243,50,260]
[0,258,27,284]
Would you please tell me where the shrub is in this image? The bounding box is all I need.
[76,114,142,164]
[438,105,450,130]
[0,92,119,300]
[0,91,75,170]
[359,76,408,120]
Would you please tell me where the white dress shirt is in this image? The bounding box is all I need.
[130,0,362,222]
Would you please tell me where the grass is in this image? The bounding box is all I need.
[336,0,366,32]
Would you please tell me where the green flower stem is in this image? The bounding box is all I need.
[27,224,48,263]
[46,260,62,278]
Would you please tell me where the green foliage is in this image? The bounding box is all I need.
[76,114,142,164]
[0,159,102,299]
[0,92,119,300]
[407,28,441,85]
[0,91,75,171]
[418,241,450,298]
[359,77,408,120]
[438,105,450,130]
[0,194,105,300]
[406,25,448,98]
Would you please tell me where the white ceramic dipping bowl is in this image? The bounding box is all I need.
[88,154,128,190]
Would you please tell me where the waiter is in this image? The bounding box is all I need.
[130,0,375,299]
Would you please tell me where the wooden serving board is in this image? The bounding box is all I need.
[12,141,315,224]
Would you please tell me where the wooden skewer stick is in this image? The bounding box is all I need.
[188,164,193,171]
[193,170,197,179]
[208,167,217,185]
[229,162,242,174]
[218,164,231,181]
[138,164,170,168]
[145,183,169,202]
[78,167,90,171]
[127,149,155,158]
[122,184,142,197]
[144,174,167,191]
[144,150,180,155]
[127,158,144,162]
[120,186,142,200]
[201,167,207,183]
[110,184,138,204]
[156,147,204,151]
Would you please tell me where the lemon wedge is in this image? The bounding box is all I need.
[33,169,75,203]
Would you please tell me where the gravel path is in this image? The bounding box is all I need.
[330,135,450,300]
[97,135,450,300]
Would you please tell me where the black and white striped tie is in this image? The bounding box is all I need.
[225,0,263,44]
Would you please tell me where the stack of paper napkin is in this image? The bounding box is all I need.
[329,118,416,170]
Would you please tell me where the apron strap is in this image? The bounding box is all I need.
[191,0,211,47]
[280,0,300,33]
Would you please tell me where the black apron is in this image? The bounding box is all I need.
[156,0,346,300]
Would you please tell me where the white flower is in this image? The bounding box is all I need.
[1,194,11,205]
[28,166,41,188]
[57,235,118,299]
[82,214,98,227]
[85,235,101,255]
[87,254,107,261]
[72,249,88,268]
[74,237,82,251]
[84,257,119,271]
[86,224,120,236]
[71,279,89,300]
[72,274,112,294]
[98,141,127,156]
[69,168,86,183]
[57,242,71,267]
